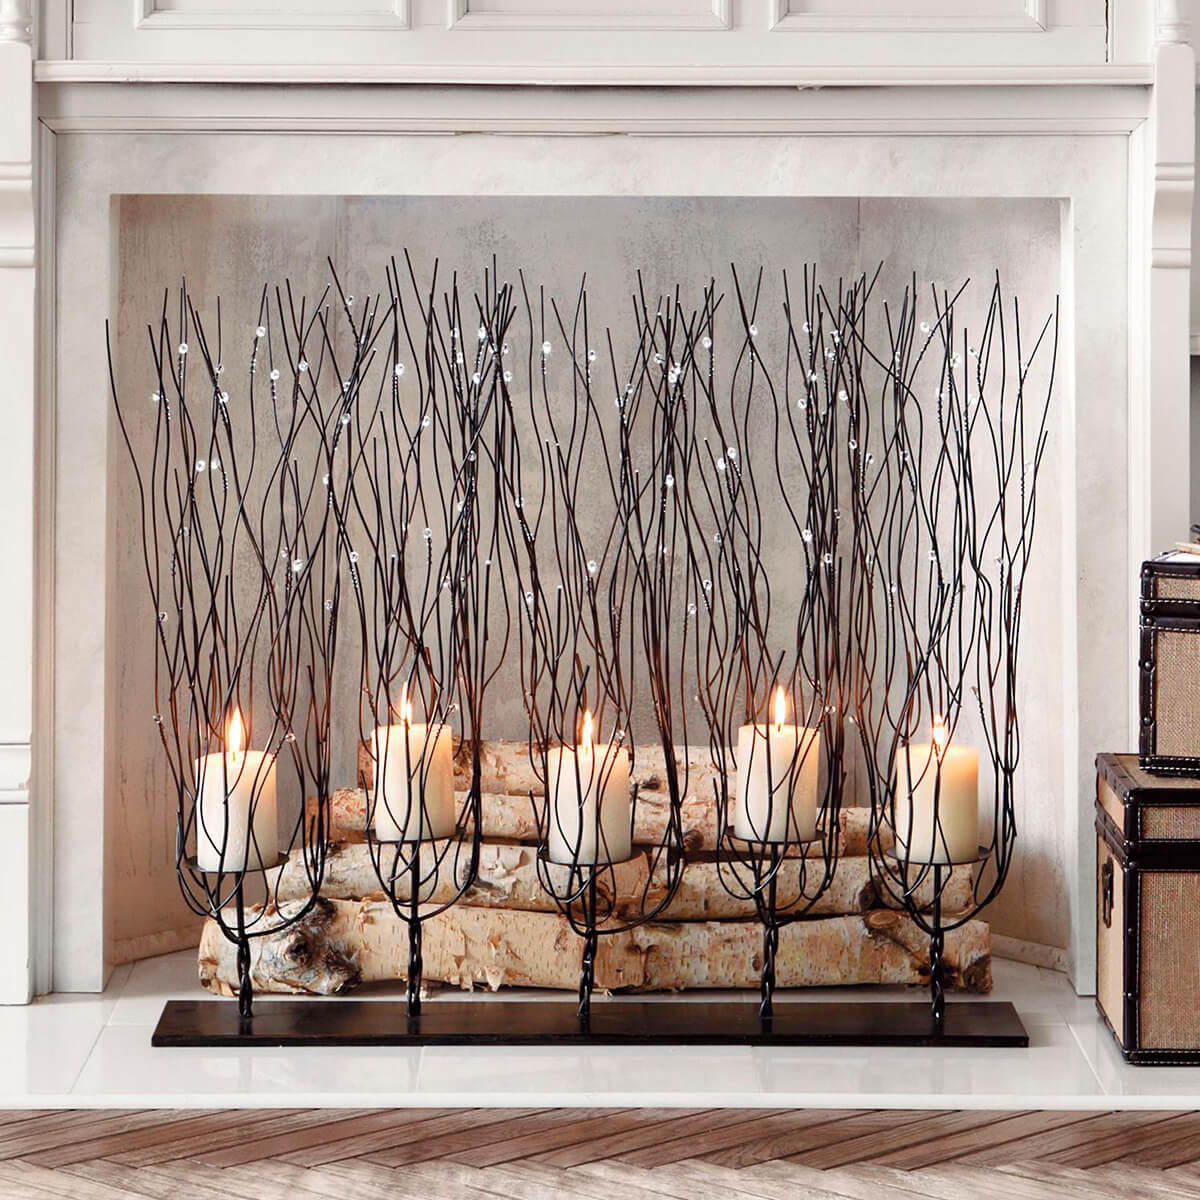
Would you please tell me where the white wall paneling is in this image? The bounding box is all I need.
[135,0,410,31]
[0,1,33,1005]
[60,0,1122,73]
[448,0,731,32]
[770,0,1050,33]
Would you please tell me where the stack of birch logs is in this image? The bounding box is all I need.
[199,741,992,998]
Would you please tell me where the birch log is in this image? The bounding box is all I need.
[279,840,971,919]
[199,899,991,996]
[316,786,875,856]
[276,840,649,913]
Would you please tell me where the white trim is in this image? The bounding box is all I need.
[134,0,411,32]
[30,60,1154,87]
[447,0,731,32]
[31,119,55,998]
[770,0,1048,34]
[0,743,30,796]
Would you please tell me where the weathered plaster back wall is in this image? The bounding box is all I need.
[110,193,1065,961]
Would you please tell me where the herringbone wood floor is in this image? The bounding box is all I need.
[2,1108,1200,1198]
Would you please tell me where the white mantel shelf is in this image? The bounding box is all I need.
[32,61,1155,87]
[0,954,1194,1111]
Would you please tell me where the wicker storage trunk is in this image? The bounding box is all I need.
[1140,553,1200,773]
[1096,753,1200,1063]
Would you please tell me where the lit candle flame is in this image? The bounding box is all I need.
[580,708,595,750]
[932,716,950,756]
[227,706,245,768]
[773,686,787,733]
[397,681,413,727]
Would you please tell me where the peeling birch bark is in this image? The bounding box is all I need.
[316,785,875,856]
[198,899,991,996]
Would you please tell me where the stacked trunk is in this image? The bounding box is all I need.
[199,741,991,997]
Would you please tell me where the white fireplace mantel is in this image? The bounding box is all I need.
[0,0,1194,1006]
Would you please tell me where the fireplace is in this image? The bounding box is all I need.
[24,72,1177,1008]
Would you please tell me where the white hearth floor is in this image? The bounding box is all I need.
[0,952,1196,1109]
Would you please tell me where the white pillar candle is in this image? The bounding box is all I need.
[893,718,979,865]
[548,711,632,865]
[195,708,278,873]
[734,686,820,844]
[372,685,455,843]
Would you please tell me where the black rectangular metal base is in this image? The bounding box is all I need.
[152,998,1028,1048]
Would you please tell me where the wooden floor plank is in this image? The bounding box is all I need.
[1119,1118,1200,1169]
[0,1112,56,1130]
[320,1160,478,1200]
[659,1159,852,1200]
[134,1162,311,1200]
[998,1162,1163,1200]
[0,1108,148,1156]
[958,1110,1183,1167]
[869,1110,1099,1169]
[0,1112,184,1163]
[479,1161,607,1200]
[786,1109,1013,1170]
[0,1160,151,1200]
[273,1107,484,1167]
[414,1160,581,1200]
[445,1109,645,1168]
[110,1109,313,1166]
[57,1162,181,1200]
[703,1108,927,1169]
[225,1160,408,1200]
[621,1109,859,1168]
[350,1109,566,1169]
[191,1108,381,1167]
[924,1163,1106,1200]
[738,1161,935,1200]
[1087,1163,1200,1199]
[1049,1112,1200,1168]
[292,1163,428,1200]
[12,1104,1200,1200]
[27,1110,297,1168]
[535,1108,785,1169]
[366,1108,578,1168]
[568,1160,699,1200]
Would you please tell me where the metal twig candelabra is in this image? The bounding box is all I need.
[849,274,1057,1029]
[110,283,346,1021]
[500,275,686,1027]
[120,257,1049,1051]
[674,267,848,1024]
[336,255,515,1019]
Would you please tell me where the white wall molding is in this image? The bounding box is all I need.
[1130,40,1195,573]
[135,0,411,32]
[0,0,31,46]
[60,0,1116,71]
[0,25,33,1004]
[770,0,1048,35]
[33,61,1154,87]
[32,79,1154,139]
[1155,0,1191,44]
[448,0,731,32]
